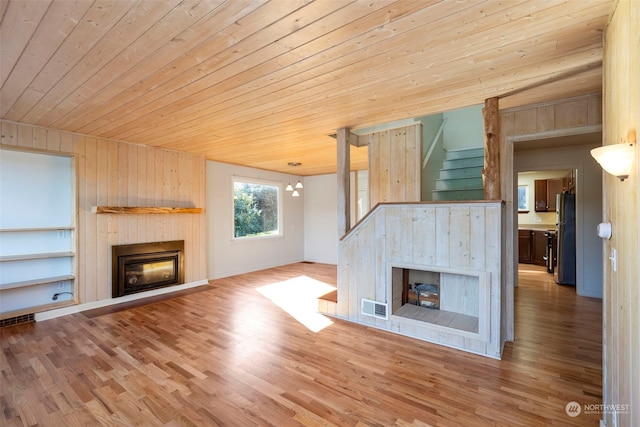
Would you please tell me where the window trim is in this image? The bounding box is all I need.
[231,176,283,241]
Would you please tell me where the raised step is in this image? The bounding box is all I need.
[442,156,484,170]
[435,177,484,191]
[445,148,484,160]
[432,188,484,201]
[438,166,484,180]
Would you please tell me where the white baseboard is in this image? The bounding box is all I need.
[34,279,209,322]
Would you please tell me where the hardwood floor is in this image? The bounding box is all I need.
[1,263,602,426]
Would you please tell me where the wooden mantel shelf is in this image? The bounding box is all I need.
[92,206,203,214]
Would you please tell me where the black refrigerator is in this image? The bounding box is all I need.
[554,192,576,285]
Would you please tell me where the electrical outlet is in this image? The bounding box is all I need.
[57,282,64,290]
[57,229,65,238]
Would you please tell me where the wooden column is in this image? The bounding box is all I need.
[483,97,500,200]
[337,127,351,237]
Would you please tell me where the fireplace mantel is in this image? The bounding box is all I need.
[92,206,203,214]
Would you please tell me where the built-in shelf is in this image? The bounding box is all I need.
[0,251,75,262]
[1,275,76,291]
[92,206,203,214]
[0,226,75,232]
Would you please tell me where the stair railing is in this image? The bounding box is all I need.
[422,118,447,170]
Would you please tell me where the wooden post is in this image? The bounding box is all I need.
[483,97,500,200]
[337,127,351,237]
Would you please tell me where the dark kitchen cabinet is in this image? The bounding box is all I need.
[535,178,563,212]
[519,229,552,267]
[546,179,563,212]
[518,230,532,263]
[531,230,548,266]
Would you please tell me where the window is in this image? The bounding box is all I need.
[233,178,281,239]
[517,185,529,212]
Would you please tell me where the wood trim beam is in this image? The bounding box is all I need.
[483,97,500,200]
[337,127,351,236]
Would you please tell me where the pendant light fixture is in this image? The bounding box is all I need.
[286,162,303,197]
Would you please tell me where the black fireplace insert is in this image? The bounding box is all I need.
[112,240,184,297]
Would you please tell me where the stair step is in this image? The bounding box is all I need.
[445,148,485,160]
[432,188,485,201]
[435,177,484,191]
[439,166,484,179]
[442,156,484,169]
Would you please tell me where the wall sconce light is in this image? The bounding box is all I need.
[286,162,303,197]
[590,142,636,181]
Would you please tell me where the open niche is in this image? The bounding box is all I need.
[391,266,479,333]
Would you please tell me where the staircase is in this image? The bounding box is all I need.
[432,148,484,201]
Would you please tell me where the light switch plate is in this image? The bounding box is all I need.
[610,248,617,272]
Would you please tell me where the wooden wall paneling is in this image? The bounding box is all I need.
[587,93,602,125]
[602,1,639,425]
[485,204,502,351]
[379,130,391,203]
[390,128,405,202]
[177,151,188,278]
[336,246,350,318]
[106,140,120,301]
[59,130,74,153]
[373,213,386,329]
[32,126,46,150]
[368,132,380,207]
[513,108,538,135]
[440,273,479,317]
[410,124,422,201]
[384,207,402,262]
[0,120,208,307]
[358,221,376,327]
[412,206,436,266]
[554,98,588,129]
[17,124,32,148]
[337,202,502,357]
[46,129,60,151]
[449,206,471,270]
[0,121,17,146]
[84,137,98,303]
[469,206,486,270]
[535,105,555,132]
[347,233,359,323]
[96,139,110,302]
[435,207,450,267]
[136,145,147,244]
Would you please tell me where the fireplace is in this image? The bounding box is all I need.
[112,240,184,298]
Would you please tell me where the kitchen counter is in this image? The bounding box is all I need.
[518,223,556,231]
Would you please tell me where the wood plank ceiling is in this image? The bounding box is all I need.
[1,0,614,175]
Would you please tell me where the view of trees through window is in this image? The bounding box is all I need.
[233,180,280,238]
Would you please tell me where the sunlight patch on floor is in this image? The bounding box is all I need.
[256,276,336,333]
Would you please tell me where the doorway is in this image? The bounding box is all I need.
[513,140,603,298]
